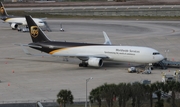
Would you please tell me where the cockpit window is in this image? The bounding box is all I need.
[153,52,160,55]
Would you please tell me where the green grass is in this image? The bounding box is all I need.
[7,10,180,21]
[60,0,107,1]
[59,99,180,107]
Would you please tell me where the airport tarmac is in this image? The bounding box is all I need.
[0,19,180,103]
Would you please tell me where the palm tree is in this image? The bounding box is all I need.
[130,82,146,107]
[116,83,131,107]
[89,86,102,107]
[57,89,74,107]
[100,83,117,107]
[153,82,165,107]
[117,83,123,107]
[145,83,156,107]
[166,81,180,107]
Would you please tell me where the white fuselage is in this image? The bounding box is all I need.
[5,17,45,26]
[50,45,164,64]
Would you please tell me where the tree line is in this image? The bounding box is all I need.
[89,81,180,107]
[57,81,180,107]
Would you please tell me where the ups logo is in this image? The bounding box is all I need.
[0,7,4,14]
[31,26,39,38]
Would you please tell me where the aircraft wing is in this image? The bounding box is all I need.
[52,53,109,59]
[40,17,47,20]
[15,43,109,59]
[24,51,109,60]
[26,52,109,59]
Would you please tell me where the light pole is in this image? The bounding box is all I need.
[165,49,169,59]
[85,77,93,107]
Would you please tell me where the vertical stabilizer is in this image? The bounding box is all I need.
[25,15,50,43]
[0,2,8,16]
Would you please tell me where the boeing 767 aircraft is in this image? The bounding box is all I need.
[19,15,164,68]
[0,2,45,30]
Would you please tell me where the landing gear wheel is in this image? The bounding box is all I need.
[83,63,88,67]
[79,63,83,67]
[79,63,88,67]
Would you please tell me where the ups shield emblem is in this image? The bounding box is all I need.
[0,7,4,14]
[31,26,39,38]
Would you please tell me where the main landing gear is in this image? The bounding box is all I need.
[79,61,88,67]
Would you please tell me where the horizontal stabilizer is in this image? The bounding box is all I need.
[15,43,51,56]
[14,43,42,48]
[20,44,32,55]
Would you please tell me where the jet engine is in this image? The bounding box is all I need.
[10,23,18,30]
[87,58,103,67]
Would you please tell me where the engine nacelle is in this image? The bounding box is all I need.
[88,58,103,67]
[10,23,18,29]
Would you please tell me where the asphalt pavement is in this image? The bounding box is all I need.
[0,19,180,103]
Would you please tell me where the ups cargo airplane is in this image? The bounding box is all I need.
[19,15,164,68]
[0,2,45,30]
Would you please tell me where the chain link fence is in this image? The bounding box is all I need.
[2,0,109,2]
[0,98,86,104]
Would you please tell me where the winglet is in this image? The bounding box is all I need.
[103,31,112,45]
